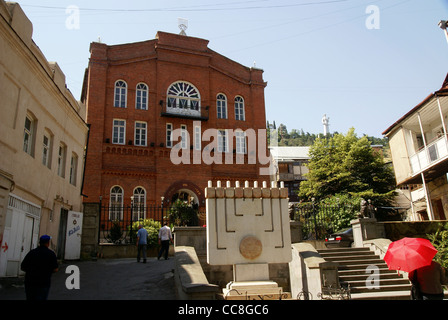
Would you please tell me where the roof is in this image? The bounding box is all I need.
[382,72,448,136]
[269,146,310,161]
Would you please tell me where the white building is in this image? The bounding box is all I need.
[0,2,89,276]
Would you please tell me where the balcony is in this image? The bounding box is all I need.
[409,134,448,174]
[277,173,307,181]
[159,100,209,121]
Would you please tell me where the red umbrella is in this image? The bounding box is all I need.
[384,237,438,272]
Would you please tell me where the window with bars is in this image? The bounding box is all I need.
[110,186,123,220]
[132,187,146,221]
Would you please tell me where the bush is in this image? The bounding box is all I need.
[129,219,161,247]
[108,220,123,244]
[427,223,448,269]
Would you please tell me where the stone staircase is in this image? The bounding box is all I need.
[318,247,412,300]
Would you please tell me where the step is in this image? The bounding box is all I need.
[324,254,380,262]
[348,283,411,294]
[335,259,386,266]
[339,272,403,282]
[350,290,411,300]
[338,268,394,277]
[318,247,371,254]
[319,251,375,258]
[341,278,411,288]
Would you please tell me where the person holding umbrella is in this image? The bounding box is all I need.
[409,261,447,300]
[384,237,447,300]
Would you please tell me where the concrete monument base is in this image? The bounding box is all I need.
[223,281,290,300]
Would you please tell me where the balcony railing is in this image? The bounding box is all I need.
[160,100,209,121]
[277,173,307,181]
[409,134,448,174]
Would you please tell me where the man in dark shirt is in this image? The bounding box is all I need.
[20,235,58,300]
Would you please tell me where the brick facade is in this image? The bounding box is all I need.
[81,31,268,212]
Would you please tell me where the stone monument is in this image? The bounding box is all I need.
[206,180,292,299]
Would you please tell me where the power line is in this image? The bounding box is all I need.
[21,0,350,13]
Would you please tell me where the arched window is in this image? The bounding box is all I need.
[110,186,123,220]
[132,187,146,221]
[235,96,245,121]
[217,94,227,119]
[136,83,148,110]
[166,81,200,116]
[114,80,127,108]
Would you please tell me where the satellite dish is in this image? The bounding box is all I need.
[178,18,188,36]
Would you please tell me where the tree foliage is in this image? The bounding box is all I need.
[298,128,396,205]
[266,121,388,147]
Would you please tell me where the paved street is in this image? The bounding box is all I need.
[0,257,176,300]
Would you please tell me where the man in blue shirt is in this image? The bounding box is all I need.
[136,224,148,263]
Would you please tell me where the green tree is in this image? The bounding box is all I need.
[298,128,396,205]
[427,223,448,269]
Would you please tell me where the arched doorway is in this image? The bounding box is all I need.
[171,188,199,206]
[163,180,204,207]
[163,181,205,226]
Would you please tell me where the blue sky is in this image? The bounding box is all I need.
[16,0,448,137]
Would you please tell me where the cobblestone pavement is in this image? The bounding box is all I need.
[0,257,176,300]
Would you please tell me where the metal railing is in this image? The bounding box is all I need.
[291,202,359,240]
[98,205,165,244]
[98,204,204,244]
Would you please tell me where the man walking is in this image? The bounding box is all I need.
[20,235,58,300]
[158,222,173,260]
[136,224,148,263]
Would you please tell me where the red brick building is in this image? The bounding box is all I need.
[81,31,268,220]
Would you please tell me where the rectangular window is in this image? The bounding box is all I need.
[235,131,246,154]
[57,143,66,178]
[181,125,187,149]
[135,121,147,146]
[42,130,53,168]
[218,130,228,153]
[42,134,51,167]
[166,123,173,148]
[23,115,35,156]
[69,153,78,186]
[112,119,126,144]
[194,126,201,151]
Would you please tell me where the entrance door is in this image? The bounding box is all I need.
[0,210,36,277]
[18,216,34,276]
[57,209,68,259]
[64,211,83,260]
